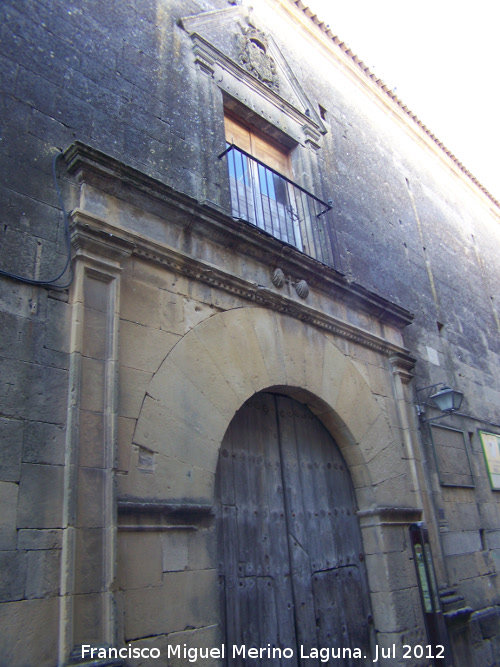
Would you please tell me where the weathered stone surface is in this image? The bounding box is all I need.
[124,569,219,640]
[0,551,27,601]
[76,467,106,528]
[0,481,18,550]
[370,588,417,633]
[442,530,482,556]
[80,356,105,413]
[0,417,23,482]
[17,463,64,529]
[119,319,180,373]
[74,528,105,594]
[25,548,61,599]
[118,532,163,590]
[0,597,59,666]
[121,279,161,328]
[119,365,153,420]
[364,551,415,593]
[160,531,189,573]
[17,529,62,551]
[22,420,65,466]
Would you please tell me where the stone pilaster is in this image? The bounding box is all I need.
[58,213,134,665]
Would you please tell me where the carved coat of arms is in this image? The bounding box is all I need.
[237,28,279,92]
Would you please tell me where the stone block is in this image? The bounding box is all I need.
[461,575,500,611]
[83,273,110,313]
[441,530,482,556]
[187,528,217,571]
[81,304,108,360]
[78,409,105,468]
[23,420,65,466]
[368,442,405,482]
[74,528,105,594]
[479,504,500,531]
[76,467,106,528]
[360,523,407,556]
[364,551,415,593]
[358,412,396,464]
[80,356,105,413]
[161,531,189,573]
[121,279,161,328]
[485,530,500,551]
[247,309,287,388]
[0,481,18,549]
[17,463,64,528]
[335,363,383,445]
[163,626,223,667]
[118,531,163,590]
[446,552,485,584]
[0,551,27,602]
[124,569,218,640]
[119,319,180,373]
[190,309,263,403]
[126,634,170,667]
[0,357,68,423]
[132,258,181,292]
[372,471,415,508]
[0,417,23,482]
[44,296,71,355]
[159,290,186,335]
[25,548,61,598]
[118,447,215,504]
[117,416,135,473]
[119,365,152,419]
[474,607,500,640]
[0,597,59,666]
[133,395,221,472]
[17,529,62,550]
[73,592,105,646]
[370,588,417,633]
[470,638,494,667]
[233,307,288,392]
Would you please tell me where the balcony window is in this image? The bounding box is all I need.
[220,114,336,268]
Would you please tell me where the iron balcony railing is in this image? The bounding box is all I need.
[219,144,338,269]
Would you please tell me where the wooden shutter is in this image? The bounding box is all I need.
[224,113,291,176]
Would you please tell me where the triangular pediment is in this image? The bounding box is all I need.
[180,6,326,148]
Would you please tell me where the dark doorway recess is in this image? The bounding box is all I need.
[216,392,373,666]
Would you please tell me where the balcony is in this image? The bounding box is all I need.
[220,144,338,269]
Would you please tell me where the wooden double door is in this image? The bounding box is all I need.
[217,392,373,666]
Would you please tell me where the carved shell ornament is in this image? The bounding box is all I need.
[237,27,280,92]
[272,267,285,287]
[295,279,309,299]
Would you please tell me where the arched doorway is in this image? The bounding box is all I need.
[216,392,373,666]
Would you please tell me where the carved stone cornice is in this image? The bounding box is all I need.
[70,207,415,364]
[357,507,423,527]
[62,142,414,335]
[390,353,416,385]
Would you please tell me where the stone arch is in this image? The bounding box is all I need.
[133,306,397,509]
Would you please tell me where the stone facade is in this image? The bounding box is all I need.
[1,0,500,666]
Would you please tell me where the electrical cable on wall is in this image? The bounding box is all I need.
[0,151,74,289]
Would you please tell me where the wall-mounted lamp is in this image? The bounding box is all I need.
[416,383,464,423]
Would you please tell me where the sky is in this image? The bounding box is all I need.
[301,0,500,201]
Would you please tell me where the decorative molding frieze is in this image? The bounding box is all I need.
[357,507,423,527]
[70,208,415,363]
